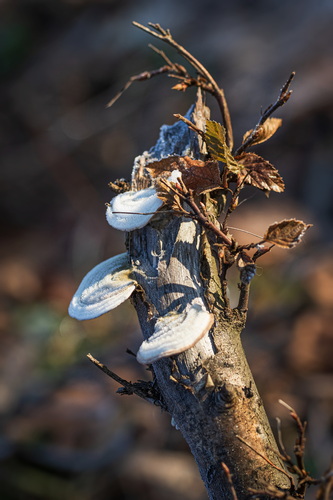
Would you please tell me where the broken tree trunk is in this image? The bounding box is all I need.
[127,93,290,500]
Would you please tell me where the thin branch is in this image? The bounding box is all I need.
[236,434,294,486]
[148,43,175,68]
[259,72,295,125]
[248,485,295,500]
[235,72,295,156]
[184,193,233,246]
[221,462,239,500]
[107,65,171,108]
[87,353,163,406]
[173,113,206,139]
[133,21,234,149]
[222,173,252,227]
[317,464,333,500]
[237,282,250,313]
[278,400,307,477]
[159,178,234,246]
[276,417,292,463]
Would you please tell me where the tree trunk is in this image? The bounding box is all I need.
[127,93,290,499]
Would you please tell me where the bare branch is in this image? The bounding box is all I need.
[237,282,250,313]
[235,72,295,155]
[133,21,234,149]
[87,353,163,406]
[173,113,206,139]
[107,65,171,108]
[236,434,294,486]
[278,399,308,478]
[221,462,239,500]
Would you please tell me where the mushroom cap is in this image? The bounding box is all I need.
[69,252,136,320]
[136,297,214,364]
[106,187,163,231]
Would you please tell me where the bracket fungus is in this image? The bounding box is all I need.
[106,169,182,231]
[136,298,214,364]
[68,250,214,363]
[69,167,214,364]
[68,252,136,320]
[106,187,163,231]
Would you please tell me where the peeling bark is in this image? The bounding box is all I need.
[127,93,290,499]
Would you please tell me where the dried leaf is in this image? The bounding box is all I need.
[156,177,183,212]
[147,156,221,194]
[205,120,241,173]
[242,117,282,146]
[263,219,312,248]
[236,152,285,193]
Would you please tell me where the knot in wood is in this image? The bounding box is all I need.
[209,383,236,414]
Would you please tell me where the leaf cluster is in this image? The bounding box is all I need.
[107,22,311,309]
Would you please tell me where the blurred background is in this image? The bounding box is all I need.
[0,0,332,498]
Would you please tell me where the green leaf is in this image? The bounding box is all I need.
[205,120,240,174]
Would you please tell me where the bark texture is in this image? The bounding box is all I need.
[128,95,290,499]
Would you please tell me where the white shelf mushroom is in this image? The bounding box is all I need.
[136,297,214,364]
[106,169,182,231]
[106,187,163,231]
[68,252,136,320]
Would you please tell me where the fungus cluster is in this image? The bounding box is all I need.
[69,168,214,364]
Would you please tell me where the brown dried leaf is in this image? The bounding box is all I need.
[242,117,282,147]
[236,152,285,193]
[205,120,241,173]
[155,178,183,212]
[263,219,312,248]
[147,156,221,194]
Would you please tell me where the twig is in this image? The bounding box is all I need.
[87,353,163,405]
[276,399,325,498]
[317,463,333,500]
[237,282,250,313]
[222,173,251,227]
[173,113,206,139]
[235,72,295,155]
[276,417,292,463]
[278,400,307,477]
[221,462,238,500]
[159,178,234,246]
[107,65,171,108]
[148,43,175,68]
[236,434,294,486]
[185,193,233,246]
[248,485,295,500]
[133,21,234,149]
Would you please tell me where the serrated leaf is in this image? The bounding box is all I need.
[147,156,221,194]
[263,219,312,248]
[156,177,183,212]
[242,117,282,147]
[236,152,285,193]
[205,120,241,173]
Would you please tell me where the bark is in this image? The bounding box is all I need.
[127,93,290,499]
